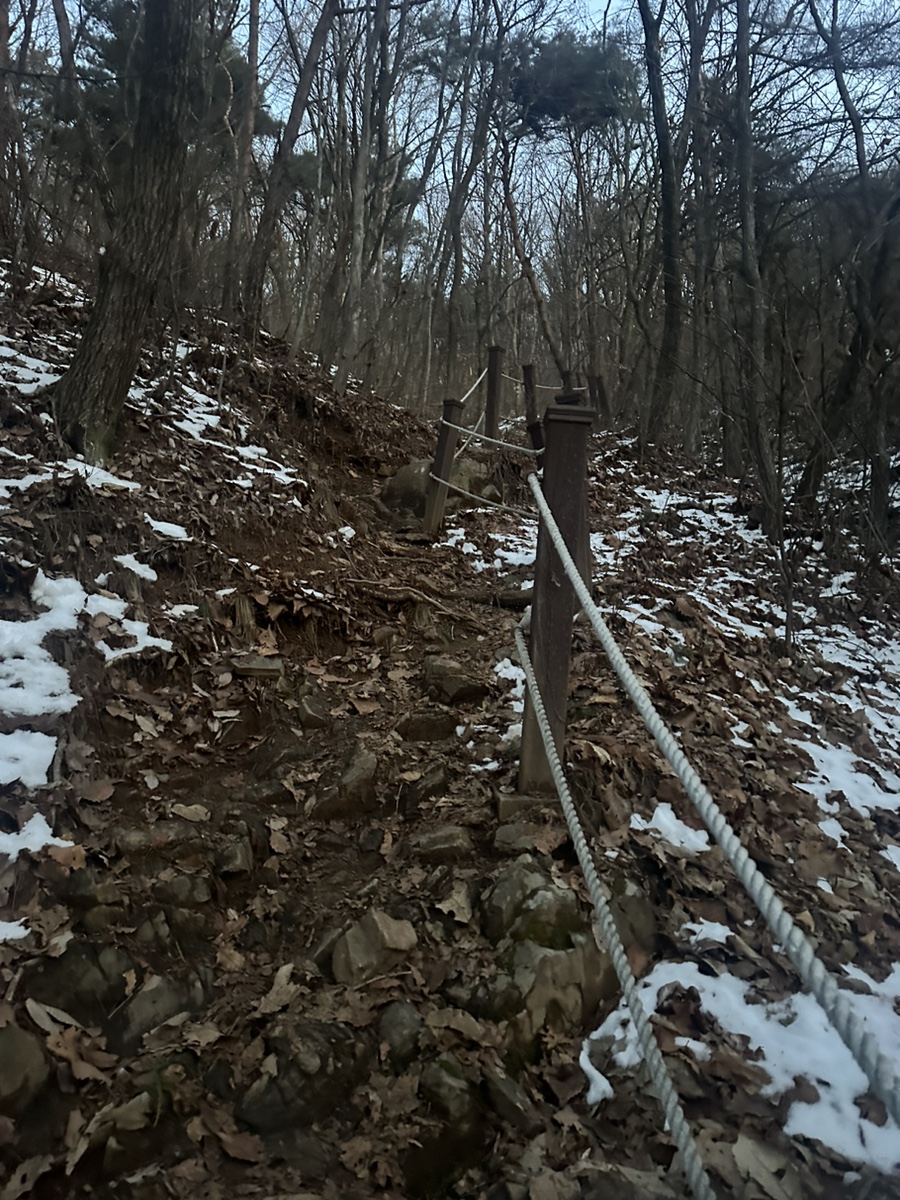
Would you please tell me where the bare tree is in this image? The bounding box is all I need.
[52,0,201,461]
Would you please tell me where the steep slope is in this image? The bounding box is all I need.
[1,266,900,1200]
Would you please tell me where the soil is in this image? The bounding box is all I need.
[1,283,899,1200]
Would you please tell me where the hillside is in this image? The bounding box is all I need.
[1,267,900,1200]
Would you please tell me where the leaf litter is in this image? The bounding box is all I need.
[0,264,898,1198]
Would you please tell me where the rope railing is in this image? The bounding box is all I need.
[458,367,487,406]
[453,408,485,461]
[501,371,576,392]
[514,620,718,1200]
[523,469,900,1129]
[441,419,542,456]
[427,472,531,518]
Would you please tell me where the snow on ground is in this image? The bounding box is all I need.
[586,959,900,1172]
[0,268,319,942]
[440,443,900,1174]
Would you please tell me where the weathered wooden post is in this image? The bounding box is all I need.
[523,364,543,456]
[486,345,503,440]
[518,395,595,793]
[423,398,463,536]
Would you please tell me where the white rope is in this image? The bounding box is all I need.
[428,473,531,518]
[514,623,718,1200]
[525,470,900,1128]
[457,368,488,406]
[441,419,542,456]
[501,372,577,393]
[454,409,486,461]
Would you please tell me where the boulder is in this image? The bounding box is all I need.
[238,1022,374,1132]
[419,1054,480,1124]
[378,1001,424,1071]
[312,747,378,819]
[380,460,431,517]
[412,825,474,863]
[0,1024,50,1116]
[396,711,457,743]
[380,457,500,519]
[332,908,418,986]
[424,655,489,704]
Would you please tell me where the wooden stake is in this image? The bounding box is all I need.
[518,396,595,793]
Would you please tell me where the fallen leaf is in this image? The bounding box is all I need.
[171,803,210,822]
[254,963,299,1015]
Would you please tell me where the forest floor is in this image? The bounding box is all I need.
[1,266,900,1200]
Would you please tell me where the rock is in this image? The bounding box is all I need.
[446,973,523,1023]
[608,872,658,955]
[450,455,499,506]
[397,762,449,816]
[508,932,618,1046]
[380,457,500,520]
[508,884,582,949]
[108,972,209,1054]
[151,871,212,906]
[215,837,255,875]
[493,822,540,856]
[80,905,129,933]
[110,820,198,856]
[494,792,554,822]
[238,1022,373,1132]
[296,692,331,730]
[482,862,585,949]
[480,862,549,944]
[419,1054,480,1124]
[309,924,346,971]
[0,1024,50,1116]
[424,655,489,704]
[483,1067,541,1134]
[23,944,137,1027]
[231,654,285,679]
[55,866,122,908]
[135,909,172,947]
[378,1000,424,1070]
[332,909,417,986]
[381,460,431,517]
[412,825,474,863]
[312,747,378,819]
[395,710,457,742]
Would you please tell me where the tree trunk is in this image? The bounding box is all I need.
[222,0,259,318]
[242,0,340,342]
[735,0,780,538]
[52,0,198,462]
[636,0,683,442]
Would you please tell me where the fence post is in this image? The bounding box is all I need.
[518,395,595,793]
[486,346,503,440]
[522,363,543,455]
[423,397,463,536]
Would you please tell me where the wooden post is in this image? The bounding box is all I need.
[561,368,573,392]
[523,363,543,456]
[423,398,463,536]
[486,345,502,440]
[518,396,595,793]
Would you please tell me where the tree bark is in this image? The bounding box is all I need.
[242,0,340,342]
[52,0,199,462]
[735,0,780,538]
[636,0,683,442]
[222,0,259,317]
